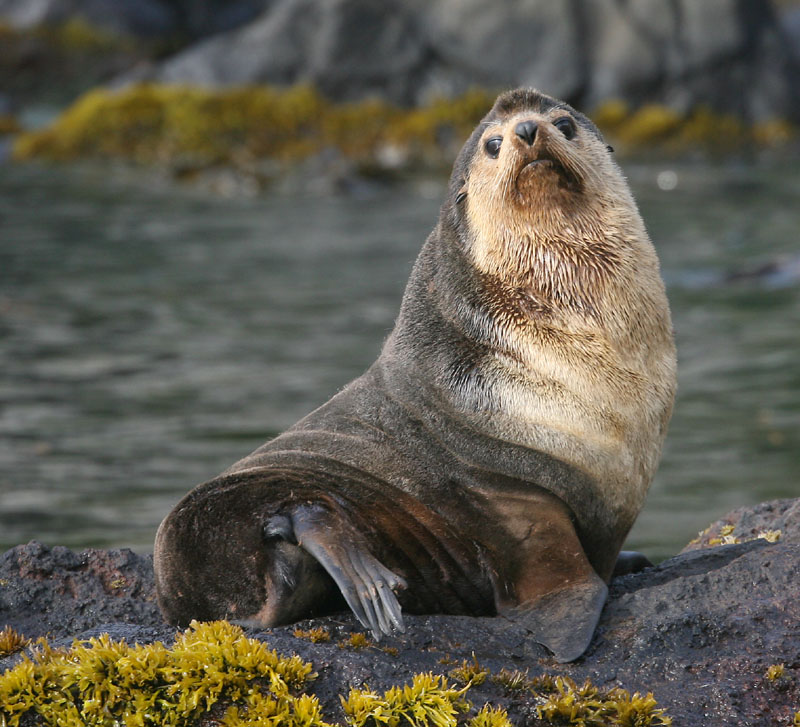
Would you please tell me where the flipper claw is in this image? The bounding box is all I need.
[290,504,405,639]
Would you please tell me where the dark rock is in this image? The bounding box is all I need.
[152,0,432,105]
[0,11,155,108]
[4,0,799,122]
[683,497,800,549]
[162,0,276,40]
[0,540,161,639]
[0,0,273,40]
[422,0,585,103]
[135,0,800,121]
[152,0,324,87]
[0,0,179,38]
[2,500,800,724]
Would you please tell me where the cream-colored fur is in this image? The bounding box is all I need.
[462,108,676,520]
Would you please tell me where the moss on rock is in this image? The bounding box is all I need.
[12,83,795,188]
[0,620,318,727]
[592,99,796,153]
[0,619,675,727]
[0,627,28,659]
[12,84,495,175]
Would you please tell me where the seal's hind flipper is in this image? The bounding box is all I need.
[289,503,407,639]
[507,573,607,663]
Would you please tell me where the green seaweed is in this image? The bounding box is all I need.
[12,82,796,184]
[0,620,318,727]
[294,627,332,643]
[448,656,489,687]
[466,704,513,727]
[12,83,495,174]
[0,627,28,659]
[341,672,470,727]
[592,98,796,153]
[338,632,372,650]
[532,675,672,726]
[0,623,675,727]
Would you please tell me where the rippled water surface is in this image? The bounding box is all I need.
[1,160,798,561]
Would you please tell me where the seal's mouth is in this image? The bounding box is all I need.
[515,151,579,191]
[521,158,557,172]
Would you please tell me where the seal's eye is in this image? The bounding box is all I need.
[554,117,576,140]
[484,136,502,159]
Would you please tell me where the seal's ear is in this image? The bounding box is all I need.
[455,181,468,205]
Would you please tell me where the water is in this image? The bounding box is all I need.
[1,160,798,562]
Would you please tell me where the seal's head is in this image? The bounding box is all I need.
[448,88,637,287]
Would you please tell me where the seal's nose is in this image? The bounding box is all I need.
[515,120,538,146]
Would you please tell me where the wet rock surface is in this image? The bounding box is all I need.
[0,541,161,639]
[2,500,800,725]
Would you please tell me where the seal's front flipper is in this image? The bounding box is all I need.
[506,573,607,663]
[289,503,407,639]
[495,491,609,662]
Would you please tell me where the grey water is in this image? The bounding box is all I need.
[1,159,798,563]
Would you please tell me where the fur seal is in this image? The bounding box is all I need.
[154,88,676,662]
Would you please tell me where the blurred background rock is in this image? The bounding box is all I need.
[0,0,798,113]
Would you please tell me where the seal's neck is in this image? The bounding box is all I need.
[467,203,638,322]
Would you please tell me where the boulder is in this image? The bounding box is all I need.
[683,497,800,549]
[2,499,800,724]
[153,0,432,105]
[136,0,800,121]
[5,0,798,121]
[422,0,585,103]
[152,0,324,87]
[0,0,273,40]
[0,541,161,639]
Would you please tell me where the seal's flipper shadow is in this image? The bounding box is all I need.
[613,550,653,577]
[288,503,407,639]
[506,572,607,663]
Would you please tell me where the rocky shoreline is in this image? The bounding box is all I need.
[2,498,800,725]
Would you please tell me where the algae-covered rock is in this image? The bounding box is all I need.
[3,0,800,131]
[0,19,152,107]
[11,81,796,184]
[10,83,496,185]
[2,498,800,724]
[683,497,800,551]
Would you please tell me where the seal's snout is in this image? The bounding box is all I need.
[515,120,538,146]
